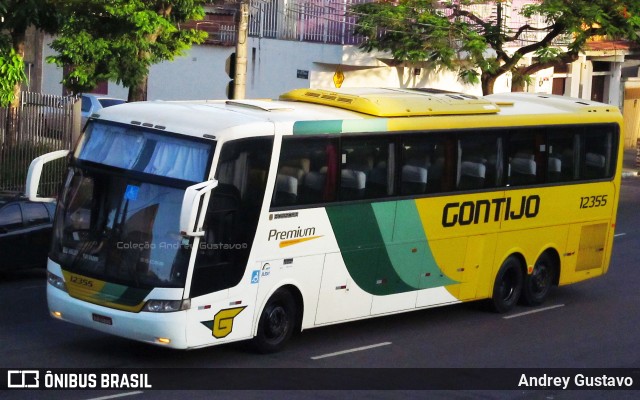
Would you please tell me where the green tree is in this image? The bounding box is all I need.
[0,0,61,145]
[49,0,208,102]
[352,0,640,94]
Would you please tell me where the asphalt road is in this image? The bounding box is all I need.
[2,179,640,399]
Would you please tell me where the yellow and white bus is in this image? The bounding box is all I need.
[27,88,622,351]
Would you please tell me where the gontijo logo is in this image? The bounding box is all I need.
[212,306,246,338]
[442,195,540,227]
[268,226,322,248]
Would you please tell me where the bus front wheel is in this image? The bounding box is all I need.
[521,253,555,306]
[253,289,296,353]
[491,256,524,313]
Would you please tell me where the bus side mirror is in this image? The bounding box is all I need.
[26,150,70,202]
[180,179,219,237]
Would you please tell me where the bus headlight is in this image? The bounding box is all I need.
[142,299,190,313]
[47,271,68,292]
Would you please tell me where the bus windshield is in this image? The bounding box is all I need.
[50,122,215,288]
[76,121,211,182]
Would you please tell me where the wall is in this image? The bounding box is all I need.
[41,37,486,101]
[39,36,629,108]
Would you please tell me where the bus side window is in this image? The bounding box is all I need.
[340,136,394,200]
[271,137,338,208]
[457,134,501,190]
[400,135,447,195]
[581,127,614,180]
[547,129,578,182]
[507,131,539,186]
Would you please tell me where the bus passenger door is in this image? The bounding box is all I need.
[185,136,274,348]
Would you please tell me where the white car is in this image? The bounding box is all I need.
[81,94,125,125]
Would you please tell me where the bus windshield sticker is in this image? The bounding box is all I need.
[124,185,140,201]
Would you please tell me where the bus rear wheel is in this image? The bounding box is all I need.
[253,289,296,353]
[491,256,524,313]
[521,253,555,306]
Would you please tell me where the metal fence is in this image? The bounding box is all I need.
[0,92,77,196]
[249,0,368,45]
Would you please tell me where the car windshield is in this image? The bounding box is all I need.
[50,123,215,288]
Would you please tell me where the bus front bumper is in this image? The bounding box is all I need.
[47,283,189,349]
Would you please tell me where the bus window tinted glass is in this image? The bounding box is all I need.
[271,137,338,207]
[582,128,614,179]
[547,129,578,182]
[401,135,447,195]
[457,134,502,190]
[508,131,539,186]
[341,137,394,200]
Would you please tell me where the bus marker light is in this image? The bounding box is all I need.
[156,338,171,345]
[52,311,62,318]
[229,301,242,306]
[197,305,211,310]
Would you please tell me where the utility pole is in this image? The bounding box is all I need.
[234,0,249,99]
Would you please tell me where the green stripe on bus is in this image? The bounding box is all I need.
[342,119,388,133]
[389,201,456,289]
[92,283,150,307]
[292,120,343,135]
[327,200,457,296]
[293,119,388,135]
[326,203,414,295]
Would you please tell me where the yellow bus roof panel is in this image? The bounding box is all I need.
[280,88,500,117]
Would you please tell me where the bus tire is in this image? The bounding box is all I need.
[253,289,296,353]
[521,252,555,306]
[491,256,524,313]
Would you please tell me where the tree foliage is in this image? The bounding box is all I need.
[352,0,640,94]
[0,0,61,107]
[48,0,208,101]
[0,48,26,106]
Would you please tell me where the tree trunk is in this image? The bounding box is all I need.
[4,107,19,148]
[127,74,149,102]
[481,73,496,96]
[511,80,526,92]
[5,31,27,148]
[125,5,172,103]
